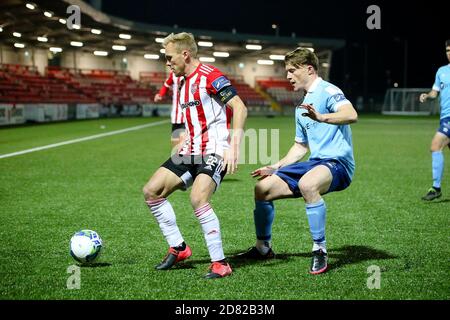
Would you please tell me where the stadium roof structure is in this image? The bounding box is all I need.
[0,0,345,61]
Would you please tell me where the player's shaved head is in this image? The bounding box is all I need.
[285,47,319,71]
[163,32,198,58]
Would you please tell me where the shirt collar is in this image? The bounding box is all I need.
[185,63,201,80]
[307,77,323,93]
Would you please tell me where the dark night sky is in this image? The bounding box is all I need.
[100,0,448,102]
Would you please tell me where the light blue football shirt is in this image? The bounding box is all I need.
[295,77,355,179]
[432,64,450,119]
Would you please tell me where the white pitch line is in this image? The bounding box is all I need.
[0,119,170,160]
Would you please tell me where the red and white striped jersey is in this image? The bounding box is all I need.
[178,64,234,156]
[159,72,184,124]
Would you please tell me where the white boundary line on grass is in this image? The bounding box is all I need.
[0,120,170,160]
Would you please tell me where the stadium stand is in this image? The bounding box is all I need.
[0,0,343,125]
[228,75,268,108]
[49,67,153,105]
[0,64,154,105]
[139,71,171,104]
[0,63,307,120]
[139,72,167,89]
[0,64,94,104]
[256,77,303,106]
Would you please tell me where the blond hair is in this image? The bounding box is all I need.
[163,32,198,58]
[285,47,319,71]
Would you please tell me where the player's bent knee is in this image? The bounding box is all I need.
[430,134,449,152]
[189,190,210,209]
[254,181,272,201]
[299,181,319,198]
[190,196,208,210]
[431,145,441,152]
[431,142,444,152]
[143,182,164,201]
[430,141,440,152]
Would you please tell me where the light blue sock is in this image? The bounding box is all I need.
[432,151,444,189]
[254,200,274,241]
[306,199,326,244]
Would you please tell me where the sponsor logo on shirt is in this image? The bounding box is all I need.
[212,76,231,91]
[331,93,346,102]
[181,100,201,109]
[305,121,319,130]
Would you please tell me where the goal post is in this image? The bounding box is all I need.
[382,88,440,116]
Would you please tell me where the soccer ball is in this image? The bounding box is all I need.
[70,230,102,264]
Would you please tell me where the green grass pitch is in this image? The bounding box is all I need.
[0,115,448,300]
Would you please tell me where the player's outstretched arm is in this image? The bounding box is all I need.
[300,103,358,125]
[155,74,173,102]
[419,90,438,103]
[223,95,248,174]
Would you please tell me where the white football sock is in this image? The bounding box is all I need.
[256,240,272,255]
[312,241,327,253]
[146,198,184,248]
[195,203,225,262]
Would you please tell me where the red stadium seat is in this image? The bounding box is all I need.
[256,77,301,105]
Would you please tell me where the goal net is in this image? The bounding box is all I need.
[382,88,440,115]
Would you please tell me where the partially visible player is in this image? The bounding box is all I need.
[238,47,357,275]
[419,40,450,201]
[154,72,185,147]
[143,32,247,279]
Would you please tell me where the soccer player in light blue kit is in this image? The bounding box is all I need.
[238,48,358,274]
[419,40,450,201]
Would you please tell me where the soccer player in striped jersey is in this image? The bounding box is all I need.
[155,72,234,148]
[419,40,450,201]
[238,48,358,275]
[143,32,247,279]
[154,72,186,147]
